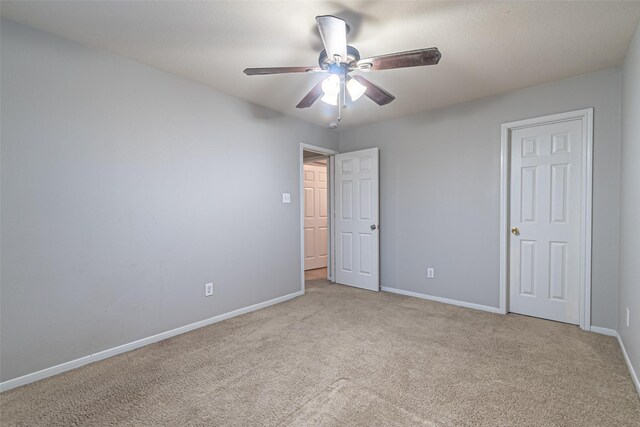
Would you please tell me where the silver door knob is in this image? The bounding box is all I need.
[371,225,377,230]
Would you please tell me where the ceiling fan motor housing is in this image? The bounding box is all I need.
[319,45,361,73]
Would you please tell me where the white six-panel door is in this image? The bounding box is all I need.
[303,164,328,270]
[334,148,379,291]
[509,119,583,324]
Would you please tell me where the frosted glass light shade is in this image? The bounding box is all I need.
[347,78,366,101]
[321,93,338,105]
[321,74,340,96]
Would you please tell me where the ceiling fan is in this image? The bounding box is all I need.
[243,15,441,124]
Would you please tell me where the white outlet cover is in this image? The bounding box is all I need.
[427,268,435,278]
[282,193,291,204]
[205,283,214,297]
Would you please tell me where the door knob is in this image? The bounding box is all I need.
[370,225,377,230]
[511,227,520,236]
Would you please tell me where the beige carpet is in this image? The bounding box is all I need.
[1,279,639,426]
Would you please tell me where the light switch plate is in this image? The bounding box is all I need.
[282,193,291,204]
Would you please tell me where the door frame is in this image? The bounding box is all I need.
[300,143,339,293]
[499,108,593,330]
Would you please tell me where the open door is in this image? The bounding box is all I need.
[334,148,379,291]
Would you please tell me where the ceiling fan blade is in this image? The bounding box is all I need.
[243,66,323,76]
[357,48,441,71]
[351,76,395,106]
[316,15,348,63]
[296,80,325,108]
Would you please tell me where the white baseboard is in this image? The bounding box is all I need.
[380,287,502,314]
[4,288,638,400]
[0,290,304,393]
[616,332,640,396]
[589,326,617,337]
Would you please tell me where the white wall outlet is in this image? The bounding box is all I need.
[627,307,630,327]
[205,283,214,297]
[427,268,435,279]
[282,193,291,204]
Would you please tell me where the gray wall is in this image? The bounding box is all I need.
[339,68,622,329]
[0,20,338,382]
[618,23,640,388]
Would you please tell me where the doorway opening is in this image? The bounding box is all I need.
[299,143,338,293]
[299,143,381,294]
[303,153,329,286]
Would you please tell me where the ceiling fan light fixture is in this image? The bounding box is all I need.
[244,14,441,118]
[347,77,367,101]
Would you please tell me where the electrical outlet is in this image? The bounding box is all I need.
[205,283,214,297]
[627,307,630,328]
[427,268,435,279]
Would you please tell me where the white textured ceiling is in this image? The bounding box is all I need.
[2,1,640,129]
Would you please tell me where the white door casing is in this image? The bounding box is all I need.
[505,112,591,326]
[334,148,380,291]
[304,164,328,270]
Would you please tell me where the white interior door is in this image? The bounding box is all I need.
[509,119,583,324]
[304,163,328,270]
[334,148,379,291]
